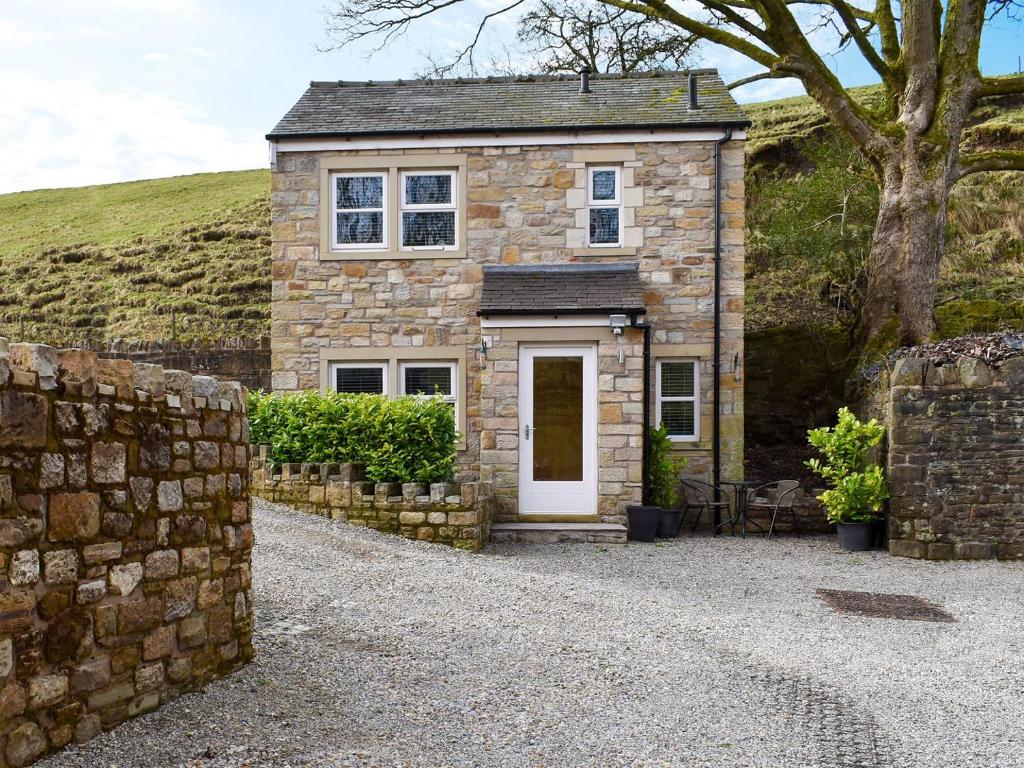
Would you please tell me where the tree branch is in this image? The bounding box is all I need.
[727,69,792,89]
[596,0,780,68]
[824,0,899,90]
[958,149,1024,178]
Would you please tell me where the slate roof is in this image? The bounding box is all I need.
[267,70,749,140]
[478,263,646,316]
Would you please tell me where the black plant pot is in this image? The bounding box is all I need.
[627,505,661,542]
[837,522,875,551]
[656,508,683,538]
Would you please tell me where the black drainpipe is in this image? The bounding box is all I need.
[712,127,734,531]
[632,314,653,505]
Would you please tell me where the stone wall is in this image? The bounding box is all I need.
[52,338,271,393]
[271,140,745,520]
[879,355,1024,560]
[0,340,253,766]
[250,448,493,551]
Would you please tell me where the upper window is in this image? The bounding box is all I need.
[331,362,387,394]
[401,171,458,250]
[400,361,458,423]
[587,166,622,247]
[332,173,386,250]
[656,360,699,442]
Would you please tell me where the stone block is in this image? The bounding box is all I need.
[83,541,123,564]
[957,358,992,388]
[145,549,179,580]
[49,492,100,541]
[889,540,926,558]
[43,550,79,585]
[157,480,183,512]
[28,673,68,709]
[75,579,106,604]
[117,598,163,634]
[91,441,127,484]
[164,577,198,621]
[96,358,135,399]
[9,549,39,585]
[70,657,110,693]
[6,721,47,767]
[9,343,59,390]
[890,358,930,387]
[191,375,220,400]
[0,390,48,448]
[109,562,144,596]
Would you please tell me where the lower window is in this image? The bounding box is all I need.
[330,362,387,394]
[400,361,458,423]
[656,359,699,441]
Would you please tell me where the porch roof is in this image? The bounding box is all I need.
[478,263,646,316]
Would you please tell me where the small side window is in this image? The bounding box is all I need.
[331,363,387,394]
[656,359,699,441]
[587,166,622,247]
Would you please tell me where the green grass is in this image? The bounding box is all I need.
[0,170,270,342]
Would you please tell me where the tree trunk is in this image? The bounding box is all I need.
[861,147,953,346]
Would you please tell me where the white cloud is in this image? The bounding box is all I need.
[0,17,52,46]
[144,52,173,63]
[0,75,265,193]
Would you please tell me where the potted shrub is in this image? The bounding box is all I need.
[628,426,688,541]
[650,425,688,537]
[806,407,888,551]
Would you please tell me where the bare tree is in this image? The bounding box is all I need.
[324,0,1024,344]
[512,0,698,74]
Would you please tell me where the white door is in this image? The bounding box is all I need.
[518,344,598,515]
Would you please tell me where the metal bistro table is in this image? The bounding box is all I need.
[714,480,766,537]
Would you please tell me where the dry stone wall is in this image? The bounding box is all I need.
[0,340,253,767]
[879,355,1024,560]
[250,448,493,551]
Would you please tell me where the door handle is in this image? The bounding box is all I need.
[524,424,532,440]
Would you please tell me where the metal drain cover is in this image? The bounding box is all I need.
[816,589,955,623]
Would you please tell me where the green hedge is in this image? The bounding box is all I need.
[247,390,457,484]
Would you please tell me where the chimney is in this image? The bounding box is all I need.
[580,68,591,94]
[688,72,699,109]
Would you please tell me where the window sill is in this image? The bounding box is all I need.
[322,249,466,261]
[571,247,638,257]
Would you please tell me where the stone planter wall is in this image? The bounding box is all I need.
[878,355,1024,560]
[0,340,253,767]
[250,447,493,551]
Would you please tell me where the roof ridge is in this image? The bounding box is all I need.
[309,69,717,89]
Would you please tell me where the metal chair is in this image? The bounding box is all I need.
[746,480,801,539]
[681,479,733,533]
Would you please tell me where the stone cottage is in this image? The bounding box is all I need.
[267,70,748,541]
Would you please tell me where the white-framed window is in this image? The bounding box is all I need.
[656,359,699,442]
[399,361,458,424]
[330,362,387,395]
[587,166,622,247]
[400,170,458,250]
[332,172,387,250]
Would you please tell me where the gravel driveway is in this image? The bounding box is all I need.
[43,498,1024,768]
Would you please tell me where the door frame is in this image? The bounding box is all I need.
[517,342,599,517]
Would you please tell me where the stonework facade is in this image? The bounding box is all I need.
[0,341,253,766]
[877,355,1024,560]
[250,447,494,550]
[270,138,745,526]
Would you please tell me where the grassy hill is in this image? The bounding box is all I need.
[0,170,270,342]
[0,89,1021,347]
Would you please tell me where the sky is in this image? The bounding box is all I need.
[0,0,1021,194]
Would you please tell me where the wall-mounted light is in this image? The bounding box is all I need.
[609,314,629,364]
[479,338,490,361]
[609,314,629,336]
[733,352,742,382]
